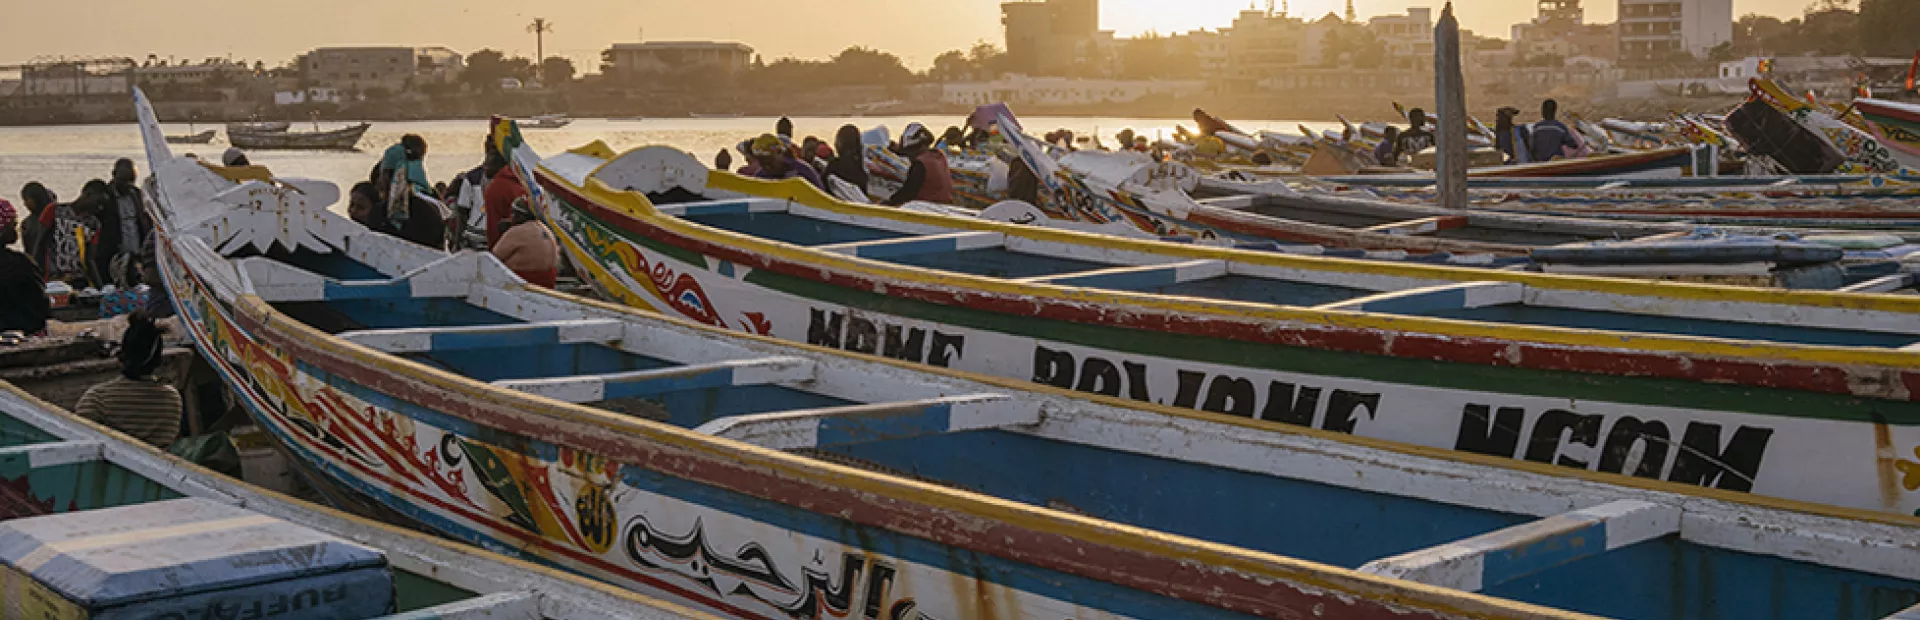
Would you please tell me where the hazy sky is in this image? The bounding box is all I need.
[5,0,1812,71]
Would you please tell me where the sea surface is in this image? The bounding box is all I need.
[0,115,1337,248]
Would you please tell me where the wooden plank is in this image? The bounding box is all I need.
[1840,273,1916,294]
[693,394,1034,450]
[0,440,105,468]
[339,320,626,354]
[653,198,790,217]
[1316,281,1525,314]
[493,357,816,403]
[1018,259,1229,289]
[814,231,1004,259]
[1357,500,1679,592]
[1361,216,1470,237]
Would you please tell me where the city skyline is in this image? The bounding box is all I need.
[6,0,1818,71]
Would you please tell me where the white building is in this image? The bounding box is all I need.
[1369,7,1435,70]
[940,75,1206,107]
[1618,0,1731,62]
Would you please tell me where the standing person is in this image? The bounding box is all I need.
[746,134,826,190]
[73,311,182,448]
[883,124,953,207]
[31,183,94,284]
[1396,108,1435,156]
[19,182,54,264]
[450,151,501,251]
[374,135,431,231]
[491,198,560,288]
[714,149,733,172]
[483,158,527,247]
[1373,127,1402,166]
[1494,107,1532,165]
[0,200,51,335]
[825,125,870,191]
[1529,99,1582,162]
[100,159,151,287]
[775,117,795,141]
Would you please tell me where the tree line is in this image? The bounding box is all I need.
[1715,0,1919,60]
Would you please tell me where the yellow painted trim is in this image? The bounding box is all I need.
[551,152,1920,372]
[207,291,1594,619]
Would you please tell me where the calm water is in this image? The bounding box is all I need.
[0,115,1336,248]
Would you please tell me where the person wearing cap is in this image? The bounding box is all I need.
[74,311,181,448]
[221,147,251,167]
[0,199,51,335]
[491,197,560,289]
[883,123,953,207]
[747,134,825,191]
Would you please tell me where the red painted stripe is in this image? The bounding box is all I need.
[538,173,1918,401]
[218,294,1456,620]
[1859,100,1920,126]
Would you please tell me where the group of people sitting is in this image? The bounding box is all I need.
[720,117,956,207]
[2,158,164,336]
[342,134,560,288]
[1374,99,1588,167]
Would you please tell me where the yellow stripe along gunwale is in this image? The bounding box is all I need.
[220,290,1600,620]
[548,157,1920,376]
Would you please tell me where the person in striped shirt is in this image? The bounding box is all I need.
[74,311,180,448]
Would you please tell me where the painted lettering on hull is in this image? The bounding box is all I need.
[1456,404,1775,491]
[809,309,966,368]
[1032,346,1383,434]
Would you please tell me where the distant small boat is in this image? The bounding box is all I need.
[228,123,371,150]
[225,121,289,133]
[689,112,744,119]
[164,129,216,144]
[521,114,572,129]
[608,116,647,122]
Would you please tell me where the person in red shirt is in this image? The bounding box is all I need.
[481,152,523,248]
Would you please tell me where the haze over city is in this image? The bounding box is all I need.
[5,0,1817,69]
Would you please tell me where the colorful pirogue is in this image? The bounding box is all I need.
[0,384,710,619]
[135,92,1920,619]
[508,119,1920,520]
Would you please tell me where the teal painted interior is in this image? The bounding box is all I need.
[822,430,1529,568]
[1484,537,1920,619]
[275,298,520,333]
[820,430,1920,619]
[0,414,59,448]
[683,212,907,246]
[0,456,181,518]
[1151,275,1376,307]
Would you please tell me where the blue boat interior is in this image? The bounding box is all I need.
[654,201,1920,349]
[239,243,1920,620]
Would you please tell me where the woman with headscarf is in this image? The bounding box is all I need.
[884,123,953,207]
[825,125,870,193]
[75,311,182,447]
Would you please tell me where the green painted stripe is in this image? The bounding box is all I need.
[574,196,1920,424]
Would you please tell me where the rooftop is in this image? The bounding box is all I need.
[608,41,753,52]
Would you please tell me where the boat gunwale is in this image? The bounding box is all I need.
[531,157,1920,401]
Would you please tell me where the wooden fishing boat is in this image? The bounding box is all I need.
[0,381,714,619]
[228,123,371,150]
[1859,98,1920,161]
[164,129,217,144]
[132,96,1920,620]
[227,121,290,133]
[523,114,574,129]
[512,119,1920,519]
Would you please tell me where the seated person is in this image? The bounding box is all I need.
[75,311,182,448]
[491,198,560,288]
